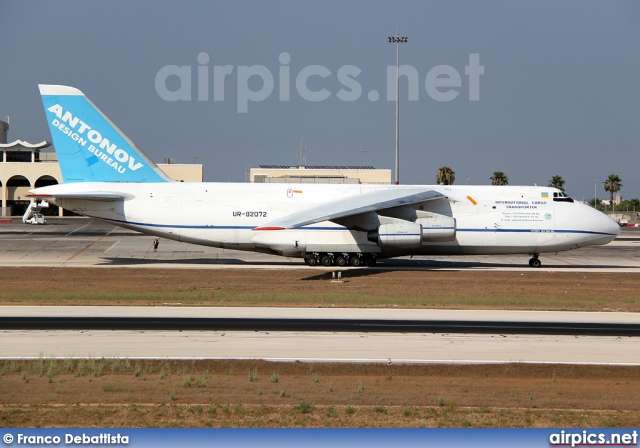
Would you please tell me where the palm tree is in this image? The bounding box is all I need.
[548,175,566,192]
[603,174,622,210]
[490,171,508,186]
[436,166,455,185]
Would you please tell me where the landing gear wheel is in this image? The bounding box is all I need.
[363,255,377,267]
[529,257,541,268]
[306,257,317,266]
[350,256,362,267]
[335,255,348,267]
[320,254,333,266]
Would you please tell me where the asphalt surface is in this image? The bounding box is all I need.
[2,307,640,336]
[1,308,639,364]
[2,330,638,365]
[1,217,639,271]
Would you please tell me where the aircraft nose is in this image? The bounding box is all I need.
[591,209,620,244]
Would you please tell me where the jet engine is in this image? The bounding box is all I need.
[368,222,423,248]
[417,215,456,242]
[368,214,457,248]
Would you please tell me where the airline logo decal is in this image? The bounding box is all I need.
[541,192,549,198]
[286,188,304,198]
[46,103,144,174]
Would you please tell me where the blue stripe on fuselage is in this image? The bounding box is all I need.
[89,215,617,236]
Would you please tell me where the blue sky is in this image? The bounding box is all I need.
[1,1,638,201]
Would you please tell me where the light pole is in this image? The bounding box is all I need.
[466,178,471,185]
[594,180,597,210]
[388,34,408,185]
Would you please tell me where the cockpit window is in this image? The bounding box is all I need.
[553,191,574,202]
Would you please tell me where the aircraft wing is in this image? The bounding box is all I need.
[28,192,129,202]
[255,188,443,230]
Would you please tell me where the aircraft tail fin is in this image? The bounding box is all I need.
[39,84,171,183]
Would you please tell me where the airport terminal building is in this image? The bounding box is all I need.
[249,165,391,185]
[0,119,202,217]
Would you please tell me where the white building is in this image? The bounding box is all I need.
[249,165,391,185]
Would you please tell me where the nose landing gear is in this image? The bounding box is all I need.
[528,253,541,268]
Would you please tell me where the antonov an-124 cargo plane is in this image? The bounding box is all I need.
[31,85,620,267]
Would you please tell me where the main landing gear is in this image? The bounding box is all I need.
[528,253,541,268]
[304,252,377,267]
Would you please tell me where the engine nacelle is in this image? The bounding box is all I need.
[368,222,423,248]
[417,216,456,242]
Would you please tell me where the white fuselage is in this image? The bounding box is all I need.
[35,182,620,259]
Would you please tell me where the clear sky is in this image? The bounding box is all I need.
[1,1,638,201]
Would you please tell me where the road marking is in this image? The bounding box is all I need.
[104,241,120,253]
[65,220,93,236]
[60,224,118,261]
[0,238,34,256]
[63,232,109,265]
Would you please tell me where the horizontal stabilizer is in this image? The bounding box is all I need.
[255,188,443,230]
[28,191,129,202]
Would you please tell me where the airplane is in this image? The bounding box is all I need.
[30,84,620,268]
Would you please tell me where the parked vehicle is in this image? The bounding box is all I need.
[25,212,46,225]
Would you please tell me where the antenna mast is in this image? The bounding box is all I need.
[299,137,307,167]
[359,141,367,165]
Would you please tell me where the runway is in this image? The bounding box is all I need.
[1,217,639,271]
[2,330,638,365]
[1,308,639,364]
[2,306,640,335]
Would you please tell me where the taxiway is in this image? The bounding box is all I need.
[1,217,639,271]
